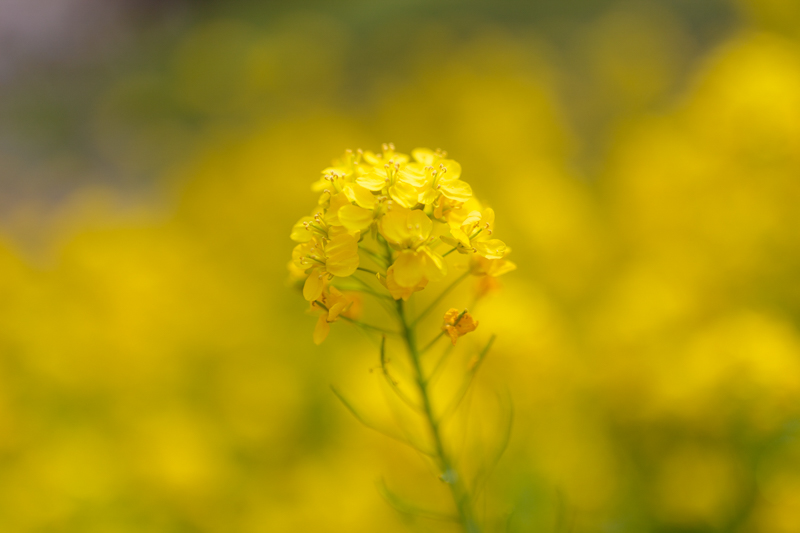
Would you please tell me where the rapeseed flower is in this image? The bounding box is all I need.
[289,145,514,531]
[289,145,513,338]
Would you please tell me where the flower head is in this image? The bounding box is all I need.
[290,145,513,341]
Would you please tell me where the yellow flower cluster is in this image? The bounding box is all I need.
[290,144,515,342]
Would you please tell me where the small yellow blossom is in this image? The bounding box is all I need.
[379,265,429,301]
[409,149,472,206]
[381,207,447,290]
[310,288,359,345]
[292,231,360,301]
[441,207,509,259]
[471,254,517,278]
[442,308,479,345]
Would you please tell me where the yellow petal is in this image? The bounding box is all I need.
[440,179,472,202]
[392,250,425,288]
[450,227,471,248]
[313,314,330,345]
[325,233,360,277]
[482,207,495,226]
[303,270,326,301]
[339,204,373,232]
[380,207,412,245]
[439,159,461,179]
[389,180,420,208]
[461,211,482,229]
[407,209,433,240]
[384,265,427,300]
[474,239,508,259]
[493,259,516,276]
[472,256,516,277]
[323,192,351,226]
[356,171,388,191]
[419,187,439,206]
[411,148,436,165]
[290,216,314,242]
[345,184,377,209]
[396,165,427,187]
[328,301,347,321]
[421,248,447,281]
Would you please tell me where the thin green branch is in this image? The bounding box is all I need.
[357,266,382,276]
[379,336,422,413]
[427,343,456,387]
[439,335,496,423]
[471,390,514,501]
[412,271,471,327]
[330,386,434,458]
[420,330,446,355]
[377,478,459,522]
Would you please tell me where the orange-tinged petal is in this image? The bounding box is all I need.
[441,308,479,345]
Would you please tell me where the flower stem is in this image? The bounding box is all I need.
[395,299,479,532]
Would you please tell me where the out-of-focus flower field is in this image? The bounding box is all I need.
[1,0,800,531]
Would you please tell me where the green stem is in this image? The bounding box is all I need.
[357,267,381,276]
[396,299,479,532]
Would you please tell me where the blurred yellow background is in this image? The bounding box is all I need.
[1,0,800,531]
